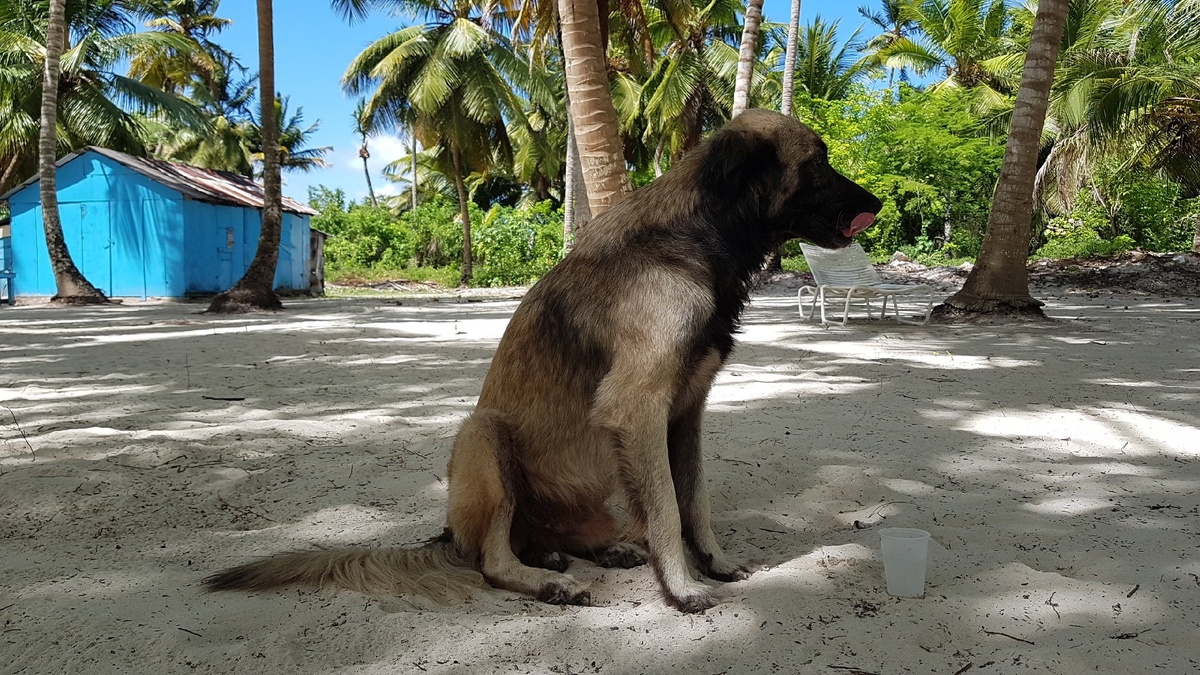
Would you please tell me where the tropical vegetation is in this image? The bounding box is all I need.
[2,0,1197,294]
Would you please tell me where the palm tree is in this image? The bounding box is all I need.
[352,99,377,205]
[781,0,802,116]
[35,0,106,302]
[943,0,1071,315]
[638,0,753,159]
[0,0,203,194]
[342,0,531,284]
[876,0,1017,104]
[128,0,234,99]
[557,0,631,217]
[1036,0,1200,254]
[207,0,282,312]
[732,0,765,117]
[857,0,917,87]
[788,17,876,102]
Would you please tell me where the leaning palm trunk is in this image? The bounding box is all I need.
[780,0,802,116]
[732,0,765,118]
[557,0,630,217]
[39,0,107,304]
[451,144,473,285]
[942,0,1070,315]
[208,0,283,312]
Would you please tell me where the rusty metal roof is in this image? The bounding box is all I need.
[1,146,318,216]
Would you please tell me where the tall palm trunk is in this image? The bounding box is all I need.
[410,132,418,211]
[451,143,473,285]
[557,0,630,217]
[1192,214,1199,255]
[39,0,106,303]
[359,140,376,206]
[208,0,283,312]
[780,0,802,116]
[732,0,765,117]
[943,0,1070,314]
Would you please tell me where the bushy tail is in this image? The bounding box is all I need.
[202,540,486,603]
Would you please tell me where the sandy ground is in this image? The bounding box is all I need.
[2,286,1198,675]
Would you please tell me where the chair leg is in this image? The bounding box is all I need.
[841,291,854,326]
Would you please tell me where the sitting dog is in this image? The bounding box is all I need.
[204,109,882,613]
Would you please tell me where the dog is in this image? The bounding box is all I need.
[203,109,882,613]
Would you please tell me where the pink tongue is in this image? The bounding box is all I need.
[843,212,876,238]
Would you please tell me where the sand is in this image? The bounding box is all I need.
[1,287,1198,674]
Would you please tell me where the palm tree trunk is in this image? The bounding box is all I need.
[208,0,283,312]
[942,0,1070,315]
[39,0,106,303]
[557,0,631,217]
[1,155,22,195]
[780,0,802,116]
[732,0,765,118]
[410,131,418,211]
[360,142,376,206]
[451,144,473,285]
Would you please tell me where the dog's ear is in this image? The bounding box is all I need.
[699,128,782,199]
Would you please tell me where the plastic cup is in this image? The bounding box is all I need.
[880,528,931,597]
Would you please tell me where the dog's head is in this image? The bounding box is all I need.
[700,109,883,249]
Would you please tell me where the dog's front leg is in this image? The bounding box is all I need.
[594,374,717,613]
[669,403,752,582]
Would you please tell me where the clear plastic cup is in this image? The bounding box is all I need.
[880,528,931,597]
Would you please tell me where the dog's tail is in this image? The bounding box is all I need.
[202,538,486,602]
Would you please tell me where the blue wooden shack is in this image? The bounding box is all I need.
[0,147,318,300]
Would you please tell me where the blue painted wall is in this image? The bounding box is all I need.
[7,151,310,299]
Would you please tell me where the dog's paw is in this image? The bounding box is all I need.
[593,542,648,569]
[665,586,718,614]
[536,580,591,606]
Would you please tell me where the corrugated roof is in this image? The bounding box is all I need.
[0,146,317,216]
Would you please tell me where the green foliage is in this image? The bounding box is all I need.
[310,186,564,287]
[472,201,564,286]
[795,85,1005,259]
[1034,207,1136,259]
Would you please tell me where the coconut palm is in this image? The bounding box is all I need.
[207,0,282,312]
[0,0,202,194]
[876,0,1017,105]
[732,0,765,117]
[857,0,918,87]
[943,0,1071,314]
[638,0,757,159]
[128,0,234,99]
[557,0,632,217]
[1037,0,1200,253]
[352,99,378,205]
[34,0,106,302]
[787,17,877,102]
[781,0,802,116]
[342,0,536,284]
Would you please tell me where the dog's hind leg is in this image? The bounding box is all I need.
[446,411,591,605]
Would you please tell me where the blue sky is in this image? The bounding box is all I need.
[209,0,877,205]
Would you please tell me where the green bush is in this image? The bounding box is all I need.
[1035,210,1136,259]
[472,201,564,286]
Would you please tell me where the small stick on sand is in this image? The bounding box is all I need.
[982,628,1035,645]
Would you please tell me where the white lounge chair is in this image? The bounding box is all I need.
[798,242,934,326]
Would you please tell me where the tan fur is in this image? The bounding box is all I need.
[202,110,883,613]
